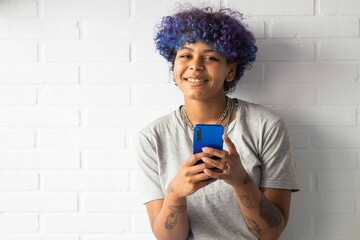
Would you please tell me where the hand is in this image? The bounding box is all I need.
[168,152,217,199]
[201,134,248,187]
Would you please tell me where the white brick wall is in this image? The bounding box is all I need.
[0,0,359,239]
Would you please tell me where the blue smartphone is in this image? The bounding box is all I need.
[193,124,224,165]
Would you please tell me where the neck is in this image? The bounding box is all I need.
[183,96,228,125]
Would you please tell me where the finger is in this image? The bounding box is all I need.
[196,178,217,189]
[223,134,237,155]
[192,171,216,182]
[203,169,227,180]
[201,147,227,159]
[201,157,227,170]
[185,152,211,166]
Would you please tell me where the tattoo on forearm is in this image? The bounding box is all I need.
[243,174,252,184]
[165,205,186,230]
[240,195,255,209]
[259,195,282,228]
[244,213,262,238]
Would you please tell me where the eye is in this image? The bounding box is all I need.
[205,56,219,61]
[179,54,191,59]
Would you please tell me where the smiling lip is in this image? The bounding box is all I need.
[183,77,208,86]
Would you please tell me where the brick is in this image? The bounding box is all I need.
[317,172,360,191]
[296,172,311,193]
[311,130,360,148]
[0,215,38,233]
[317,217,360,236]
[0,45,37,62]
[245,21,265,39]
[43,0,129,17]
[85,18,158,39]
[320,41,360,60]
[271,19,359,38]
[38,130,125,149]
[226,0,313,16]
[83,63,169,84]
[0,65,78,83]
[132,214,152,233]
[0,0,37,17]
[232,86,315,105]
[320,86,360,104]
[0,236,79,240]
[44,214,129,232]
[39,85,130,105]
[134,0,220,17]
[42,172,128,191]
[0,20,78,39]
[281,216,312,239]
[84,237,155,240]
[0,150,80,169]
[135,84,183,105]
[294,151,357,170]
[320,0,360,15]
[257,42,315,61]
[0,87,37,105]
[320,194,356,214]
[133,42,169,62]
[83,237,154,240]
[357,193,360,215]
[84,150,137,169]
[291,193,355,217]
[0,173,38,191]
[277,108,356,126]
[289,131,309,149]
[82,193,142,212]
[0,108,79,126]
[0,130,34,149]
[45,42,129,62]
[84,106,173,127]
[268,64,357,83]
[241,64,264,83]
[0,194,77,212]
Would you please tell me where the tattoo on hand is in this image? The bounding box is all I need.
[240,195,255,209]
[165,205,186,230]
[244,213,262,238]
[259,195,282,228]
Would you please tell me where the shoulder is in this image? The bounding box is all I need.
[236,99,282,128]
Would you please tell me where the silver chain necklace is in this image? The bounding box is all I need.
[181,97,233,134]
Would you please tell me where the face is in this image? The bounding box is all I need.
[173,41,236,101]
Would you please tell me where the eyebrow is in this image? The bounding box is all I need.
[179,46,215,53]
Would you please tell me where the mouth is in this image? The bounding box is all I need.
[184,77,208,83]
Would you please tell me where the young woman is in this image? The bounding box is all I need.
[137,6,298,240]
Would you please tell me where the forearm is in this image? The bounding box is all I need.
[233,173,286,240]
[152,192,189,240]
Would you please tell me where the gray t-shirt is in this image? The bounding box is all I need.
[137,99,299,240]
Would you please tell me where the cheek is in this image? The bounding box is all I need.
[173,64,185,78]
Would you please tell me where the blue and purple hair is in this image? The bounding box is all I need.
[154,6,257,93]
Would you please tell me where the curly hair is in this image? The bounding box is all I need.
[154,6,257,93]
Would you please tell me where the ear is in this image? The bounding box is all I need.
[226,61,237,82]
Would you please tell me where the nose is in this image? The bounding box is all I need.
[189,58,204,71]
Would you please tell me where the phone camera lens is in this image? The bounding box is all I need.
[196,128,201,142]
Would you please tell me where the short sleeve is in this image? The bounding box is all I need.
[136,132,165,204]
[260,119,299,191]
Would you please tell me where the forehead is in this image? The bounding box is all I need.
[178,41,215,52]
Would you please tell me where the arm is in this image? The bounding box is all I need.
[202,135,292,239]
[232,174,291,239]
[145,152,217,240]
